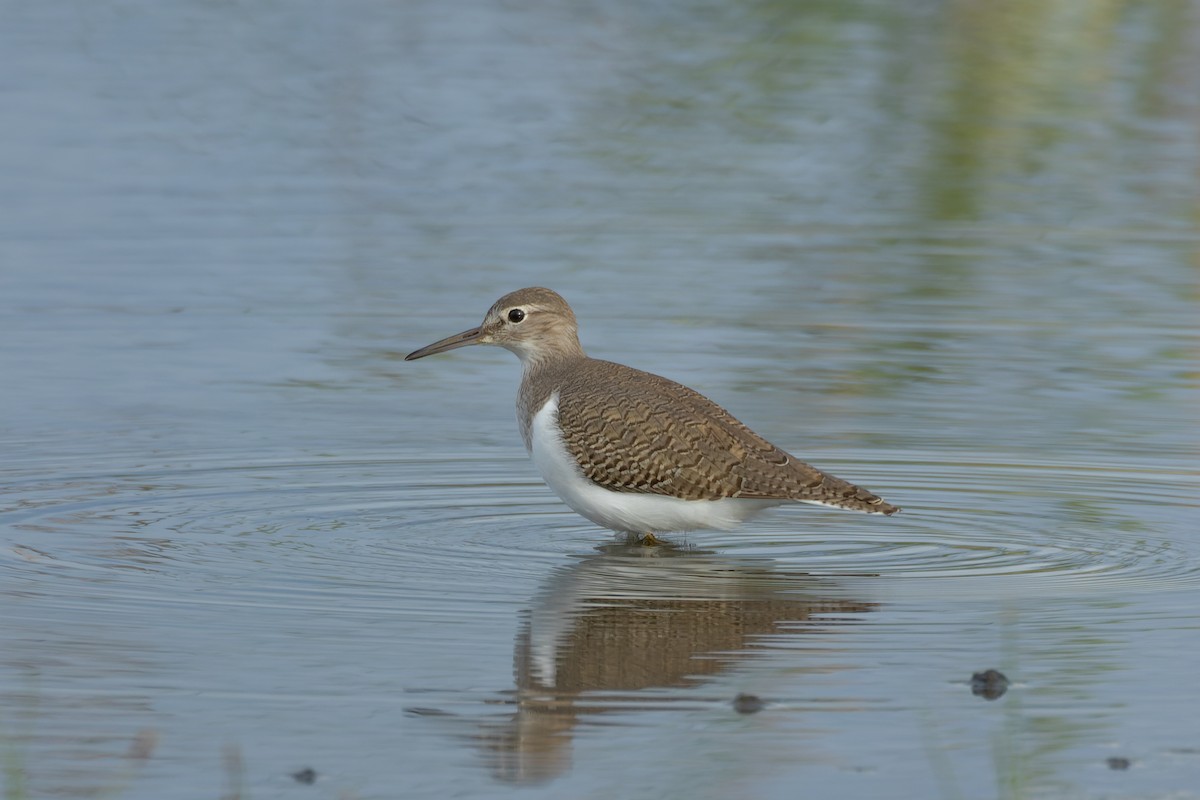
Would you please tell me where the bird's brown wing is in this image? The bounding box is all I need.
[553,361,898,515]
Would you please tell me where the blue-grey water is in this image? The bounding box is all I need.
[2,2,1198,798]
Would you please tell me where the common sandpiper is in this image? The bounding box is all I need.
[406,287,898,542]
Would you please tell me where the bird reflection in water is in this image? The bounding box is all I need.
[474,541,876,784]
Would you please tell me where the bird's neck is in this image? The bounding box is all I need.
[515,343,587,450]
[510,332,586,373]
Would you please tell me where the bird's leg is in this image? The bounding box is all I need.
[638,532,662,547]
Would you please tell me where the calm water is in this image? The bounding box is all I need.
[2,1,1198,798]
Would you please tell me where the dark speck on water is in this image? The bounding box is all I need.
[1106,757,1132,771]
[403,707,456,717]
[291,767,317,785]
[733,693,765,714]
[970,669,1009,700]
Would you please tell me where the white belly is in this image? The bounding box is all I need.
[528,393,782,534]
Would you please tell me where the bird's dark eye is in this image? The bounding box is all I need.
[507,308,526,323]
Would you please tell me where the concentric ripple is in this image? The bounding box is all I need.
[3,450,1198,609]
[710,454,1200,597]
[1,451,572,622]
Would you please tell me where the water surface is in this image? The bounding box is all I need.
[2,1,1198,798]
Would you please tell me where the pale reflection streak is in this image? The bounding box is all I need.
[476,542,875,784]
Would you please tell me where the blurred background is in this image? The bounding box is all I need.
[2,1,1197,799]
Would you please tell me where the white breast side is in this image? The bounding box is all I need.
[528,392,781,533]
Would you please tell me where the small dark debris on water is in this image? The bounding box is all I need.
[1107,757,1131,771]
[292,767,317,784]
[971,669,1009,700]
[733,693,765,714]
[404,706,456,717]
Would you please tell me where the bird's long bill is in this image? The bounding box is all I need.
[404,327,483,360]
